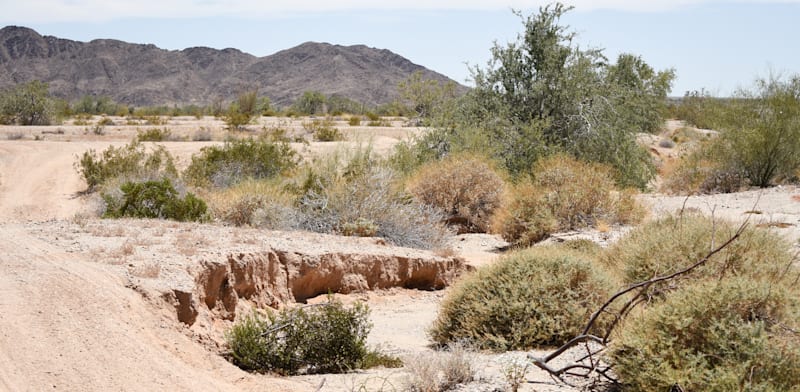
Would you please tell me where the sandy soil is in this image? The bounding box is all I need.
[1,118,799,391]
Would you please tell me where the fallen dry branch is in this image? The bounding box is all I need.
[529,218,749,386]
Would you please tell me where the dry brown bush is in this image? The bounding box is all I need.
[407,155,506,233]
[492,154,644,246]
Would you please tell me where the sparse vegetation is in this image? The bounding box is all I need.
[224,90,259,131]
[430,246,614,350]
[304,118,344,141]
[226,298,391,375]
[135,127,173,142]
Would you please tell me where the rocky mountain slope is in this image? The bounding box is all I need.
[0,26,461,107]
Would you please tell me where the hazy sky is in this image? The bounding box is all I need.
[2,0,798,96]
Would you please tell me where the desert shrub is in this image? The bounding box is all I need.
[491,154,644,246]
[224,90,258,131]
[205,179,298,230]
[299,163,450,250]
[227,298,378,375]
[405,342,475,392]
[136,127,172,142]
[609,278,800,392]
[192,127,213,141]
[0,80,54,125]
[347,116,361,126]
[303,118,343,141]
[602,213,796,297]
[430,247,615,350]
[102,177,207,222]
[184,138,298,188]
[76,141,178,190]
[407,155,506,233]
[96,116,114,126]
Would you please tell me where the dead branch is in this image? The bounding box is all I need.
[529,218,749,385]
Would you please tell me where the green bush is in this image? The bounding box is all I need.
[602,214,795,296]
[102,178,207,222]
[227,298,388,375]
[491,154,644,246]
[610,278,800,392]
[136,127,173,142]
[407,155,506,233]
[0,80,55,125]
[75,141,177,190]
[224,90,258,131]
[429,247,614,351]
[184,138,298,187]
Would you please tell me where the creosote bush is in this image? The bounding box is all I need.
[102,177,207,222]
[407,155,506,233]
[184,138,298,188]
[429,247,614,351]
[610,278,800,392]
[492,154,644,246]
[76,141,178,190]
[226,298,397,375]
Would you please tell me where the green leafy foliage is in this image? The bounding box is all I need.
[184,138,298,188]
[394,4,671,189]
[0,80,55,125]
[75,141,178,190]
[430,246,614,351]
[102,178,207,221]
[226,298,391,375]
[224,90,259,131]
[291,91,328,115]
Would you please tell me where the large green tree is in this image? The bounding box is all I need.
[449,3,674,188]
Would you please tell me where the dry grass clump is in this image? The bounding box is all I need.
[296,145,451,250]
[204,179,297,230]
[609,278,800,392]
[407,155,506,233]
[492,154,644,246]
[660,140,745,195]
[602,213,796,296]
[429,247,614,351]
[303,118,344,142]
[404,342,476,392]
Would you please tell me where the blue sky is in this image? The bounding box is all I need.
[1,1,798,96]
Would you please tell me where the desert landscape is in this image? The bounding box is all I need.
[2,3,800,391]
[1,115,798,391]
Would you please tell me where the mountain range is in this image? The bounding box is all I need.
[0,26,462,108]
